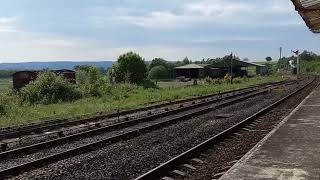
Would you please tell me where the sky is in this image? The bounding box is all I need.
[0,0,319,62]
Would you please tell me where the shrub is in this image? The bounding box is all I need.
[204,77,223,85]
[76,66,107,97]
[148,58,169,71]
[140,79,159,89]
[204,77,213,84]
[20,71,81,104]
[148,65,169,80]
[112,52,147,84]
[0,92,14,115]
[233,78,243,84]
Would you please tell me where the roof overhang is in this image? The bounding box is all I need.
[210,59,265,68]
[291,0,320,33]
[174,64,207,69]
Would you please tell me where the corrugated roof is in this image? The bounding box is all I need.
[210,59,266,68]
[174,64,209,69]
[291,0,320,33]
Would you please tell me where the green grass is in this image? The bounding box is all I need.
[0,75,285,127]
[300,60,320,74]
[0,78,12,91]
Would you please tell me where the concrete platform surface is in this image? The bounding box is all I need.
[220,87,320,180]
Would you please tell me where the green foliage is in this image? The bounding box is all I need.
[20,71,81,104]
[112,52,147,84]
[300,50,318,62]
[265,63,275,75]
[0,92,16,115]
[140,79,159,89]
[148,65,169,80]
[301,60,320,74]
[232,78,243,84]
[76,66,107,97]
[204,77,223,85]
[0,75,284,127]
[182,57,190,65]
[278,50,320,74]
[149,58,168,70]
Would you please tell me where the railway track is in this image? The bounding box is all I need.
[135,77,316,180]
[0,80,295,151]
[0,80,298,179]
[0,80,290,142]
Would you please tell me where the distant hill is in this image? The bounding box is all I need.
[0,61,116,70]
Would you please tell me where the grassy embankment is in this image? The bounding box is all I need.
[300,61,320,74]
[0,76,284,127]
[0,78,12,91]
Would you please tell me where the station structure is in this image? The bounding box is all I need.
[221,1,320,179]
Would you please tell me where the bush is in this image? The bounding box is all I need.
[112,52,147,84]
[204,77,223,85]
[76,66,107,97]
[139,79,159,89]
[233,78,243,84]
[20,71,81,104]
[0,92,14,115]
[148,58,169,71]
[148,65,169,80]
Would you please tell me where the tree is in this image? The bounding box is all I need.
[266,57,272,62]
[148,65,169,80]
[149,58,168,71]
[182,57,190,65]
[75,65,106,97]
[112,52,147,84]
[300,50,318,62]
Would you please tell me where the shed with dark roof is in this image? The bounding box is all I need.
[174,64,210,79]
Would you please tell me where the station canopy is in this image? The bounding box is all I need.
[291,0,320,33]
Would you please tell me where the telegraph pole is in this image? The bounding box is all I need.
[230,53,233,84]
[279,47,282,72]
[297,51,300,77]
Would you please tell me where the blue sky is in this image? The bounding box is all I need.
[0,0,319,62]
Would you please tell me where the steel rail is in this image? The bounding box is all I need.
[0,80,295,158]
[0,80,290,140]
[134,78,315,180]
[0,81,293,179]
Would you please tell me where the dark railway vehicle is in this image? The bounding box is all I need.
[12,71,38,91]
[54,69,76,83]
[12,69,76,91]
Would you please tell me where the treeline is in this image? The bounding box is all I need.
[277,50,320,73]
[0,70,16,78]
[15,52,239,106]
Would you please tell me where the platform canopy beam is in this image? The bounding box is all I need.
[291,0,320,33]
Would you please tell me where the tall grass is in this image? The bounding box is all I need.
[0,75,284,127]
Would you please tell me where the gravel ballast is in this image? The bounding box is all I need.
[8,81,307,180]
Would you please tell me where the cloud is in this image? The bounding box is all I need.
[117,11,190,28]
[184,0,252,16]
[190,37,273,44]
[93,0,301,29]
[0,17,18,32]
